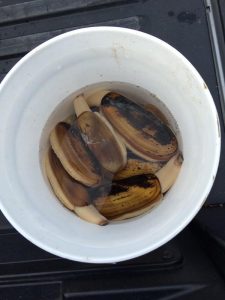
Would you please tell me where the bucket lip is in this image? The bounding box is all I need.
[0,27,221,263]
[0,26,212,91]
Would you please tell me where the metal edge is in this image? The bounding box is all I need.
[204,0,225,127]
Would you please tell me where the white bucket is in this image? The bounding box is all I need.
[0,27,221,263]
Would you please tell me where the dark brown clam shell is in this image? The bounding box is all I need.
[50,122,102,187]
[101,92,178,161]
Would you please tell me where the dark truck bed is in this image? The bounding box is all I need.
[0,1,225,299]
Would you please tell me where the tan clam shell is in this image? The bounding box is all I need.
[101,92,178,162]
[114,158,164,180]
[50,122,102,187]
[45,149,108,225]
[74,95,127,174]
[94,174,162,220]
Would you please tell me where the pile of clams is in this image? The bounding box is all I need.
[46,91,183,225]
